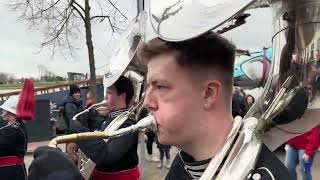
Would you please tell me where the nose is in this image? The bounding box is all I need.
[143,88,157,112]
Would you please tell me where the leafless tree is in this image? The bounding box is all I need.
[37,64,57,78]
[10,0,129,102]
[0,73,8,84]
[0,73,16,84]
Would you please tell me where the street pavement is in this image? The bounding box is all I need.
[25,137,320,180]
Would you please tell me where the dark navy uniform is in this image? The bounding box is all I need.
[0,120,28,180]
[71,108,139,180]
[28,146,84,180]
[61,95,83,132]
[166,144,290,180]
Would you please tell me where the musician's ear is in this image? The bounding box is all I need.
[120,93,127,103]
[202,80,221,109]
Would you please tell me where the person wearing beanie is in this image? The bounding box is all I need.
[61,84,83,132]
[0,79,35,180]
[60,84,84,165]
[69,84,81,97]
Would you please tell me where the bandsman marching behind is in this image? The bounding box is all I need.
[69,75,139,180]
[0,79,35,180]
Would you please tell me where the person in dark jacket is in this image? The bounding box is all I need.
[0,96,28,180]
[62,84,84,130]
[70,76,139,180]
[139,33,290,179]
[232,88,246,118]
[61,84,83,165]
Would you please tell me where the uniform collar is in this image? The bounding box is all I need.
[109,108,128,118]
[179,117,243,179]
[0,119,20,130]
[179,150,211,179]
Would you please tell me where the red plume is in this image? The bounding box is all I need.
[16,79,35,120]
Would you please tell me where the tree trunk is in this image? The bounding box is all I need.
[84,0,97,103]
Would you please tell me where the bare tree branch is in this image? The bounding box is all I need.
[41,0,61,12]
[71,3,85,21]
[72,0,85,13]
[41,5,73,46]
[107,0,128,20]
[107,16,115,32]
[9,0,131,101]
[90,15,109,20]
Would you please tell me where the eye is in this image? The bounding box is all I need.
[156,85,167,90]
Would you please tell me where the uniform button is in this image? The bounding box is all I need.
[252,173,261,180]
[247,173,252,179]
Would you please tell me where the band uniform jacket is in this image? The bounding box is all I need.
[166,144,290,180]
[0,120,28,180]
[70,108,139,173]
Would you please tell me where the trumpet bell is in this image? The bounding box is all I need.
[149,0,256,41]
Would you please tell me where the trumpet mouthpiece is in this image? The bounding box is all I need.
[107,115,157,138]
[136,115,157,130]
[98,100,107,105]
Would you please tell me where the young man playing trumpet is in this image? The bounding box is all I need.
[70,75,139,180]
[139,32,290,180]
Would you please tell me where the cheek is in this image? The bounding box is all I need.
[106,95,114,104]
[159,101,191,129]
[156,85,200,127]
[3,115,11,121]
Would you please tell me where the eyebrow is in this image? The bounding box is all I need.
[148,79,170,85]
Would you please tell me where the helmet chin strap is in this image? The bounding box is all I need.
[8,117,17,125]
[0,110,8,117]
[0,110,17,124]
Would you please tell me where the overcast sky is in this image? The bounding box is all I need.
[0,1,272,79]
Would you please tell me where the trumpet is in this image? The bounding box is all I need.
[48,114,157,147]
[49,100,151,180]
[72,100,107,120]
[79,103,136,180]
[107,114,157,137]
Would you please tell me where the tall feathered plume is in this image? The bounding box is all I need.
[16,79,35,120]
